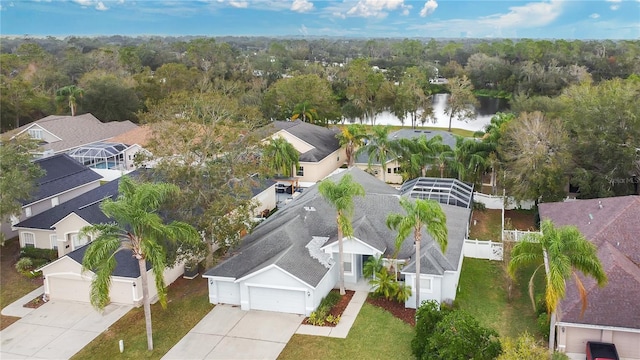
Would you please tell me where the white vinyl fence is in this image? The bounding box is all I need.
[502,229,541,242]
[463,239,504,261]
[472,192,536,210]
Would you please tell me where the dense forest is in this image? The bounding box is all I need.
[1,36,639,211]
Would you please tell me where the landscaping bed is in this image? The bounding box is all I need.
[302,289,354,327]
[366,295,416,326]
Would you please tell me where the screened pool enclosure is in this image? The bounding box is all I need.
[67,142,128,170]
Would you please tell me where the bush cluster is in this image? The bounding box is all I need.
[20,247,57,262]
[370,267,412,303]
[412,300,502,360]
[308,291,341,326]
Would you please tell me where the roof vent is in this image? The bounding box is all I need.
[598,200,603,209]
[304,206,316,212]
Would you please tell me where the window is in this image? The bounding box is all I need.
[25,207,32,217]
[343,254,352,274]
[337,156,340,162]
[51,197,59,207]
[22,233,35,248]
[27,128,43,140]
[297,166,304,177]
[50,234,58,250]
[70,233,91,249]
[419,277,432,292]
[387,168,392,174]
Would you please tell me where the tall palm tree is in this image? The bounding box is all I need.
[318,173,365,295]
[337,123,367,168]
[81,176,201,351]
[263,136,299,178]
[356,125,397,183]
[386,198,448,309]
[55,85,84,116]
[508,219,607,351]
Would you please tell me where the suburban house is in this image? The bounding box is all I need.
[269,120,346,186]
[203,168,471,316]
[15,173,279,304]
[539,196,640,359]
[8,113,138,159]
[355,129,458,184]
[1,154,102,241]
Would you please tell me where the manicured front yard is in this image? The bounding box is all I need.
[278,303,414,360]
[456,258,544,339]
[1,237,43,330]
[72,277,213,360]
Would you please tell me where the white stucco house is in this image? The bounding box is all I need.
[203,168,472,316]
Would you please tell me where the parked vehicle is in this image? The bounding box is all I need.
[586,341,619,360]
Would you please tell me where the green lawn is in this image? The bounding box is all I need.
[278,303,414,360]
[72,278,213,360]
[456,258,544,339]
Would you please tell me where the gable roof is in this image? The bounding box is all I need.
[539,196,640,329]
[204,167,470,286]
[27,154,102,205]
[16,178,119,230]
[108,124,152,147]
[11,113,138,153]
[272,120,341,162]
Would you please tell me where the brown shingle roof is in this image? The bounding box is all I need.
[539,196,640,329]
[108,124,151,147]
[11,113,138,153]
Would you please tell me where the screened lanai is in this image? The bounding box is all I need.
[67,141,127,170]
[400,177,474,208]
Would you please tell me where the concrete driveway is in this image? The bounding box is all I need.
[162,305,303,360]
[0,300,131,359]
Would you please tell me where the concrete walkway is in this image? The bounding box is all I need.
[295,290,368,338]
[1,286,45,318]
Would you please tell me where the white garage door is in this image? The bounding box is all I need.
[47,277,91,302]
[248,286,306,314]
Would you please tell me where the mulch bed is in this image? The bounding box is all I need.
[302,290,354,327]
[366,295,416,326]
[23,294,46,309]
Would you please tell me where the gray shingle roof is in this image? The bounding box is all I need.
[539,196,640,329]
[16,177,120,230]
[11,113,138,153]
[28,154,102,205]
[67,244,152,278]
[205,167,470,286]
[272,120,341,162]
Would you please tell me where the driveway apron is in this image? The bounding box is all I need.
[163,305,303,360]
[0,300,131,359]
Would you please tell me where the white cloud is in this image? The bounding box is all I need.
[95,1,108,11]
[291,0,313,13]
[419,0,437,17]
[229,1,248,8]
[589,13,600,19]
[479,0,564,28]
[73,0,93,6]
[346,0,410,18]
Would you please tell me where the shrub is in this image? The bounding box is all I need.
[363,255,384,279]
[537,312,550,341]
[20,247,57,261]
[307,291,342,326]
[412,300,446,358]
[497,332,549,360]
[473,201,487,211]
[16,257,34,272]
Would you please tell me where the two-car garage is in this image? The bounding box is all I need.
[247,286,306,315]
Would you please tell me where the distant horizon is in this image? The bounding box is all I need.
[1,1,638,40]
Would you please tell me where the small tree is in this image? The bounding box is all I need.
[55,85,84,116]
[427,310,502,360]
[444,75,478,132]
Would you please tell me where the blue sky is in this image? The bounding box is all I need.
[1,0,638,39]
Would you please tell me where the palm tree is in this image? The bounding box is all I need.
[356,125,397,183]
[263,136,299,178]
[81,176,201,351]
[55,85,84,116]
[396,135,444,179]
[336,123,367,168]
[386,198,448,309]
[318,173,365,295]
[291,100,318,124]
[508,219,607,351]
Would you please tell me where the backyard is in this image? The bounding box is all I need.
[469,208,537,241]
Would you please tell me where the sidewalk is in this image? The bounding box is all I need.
[1,286,44,318]
[295,290,368,338]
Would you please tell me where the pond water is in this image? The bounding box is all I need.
[343,94,509,133]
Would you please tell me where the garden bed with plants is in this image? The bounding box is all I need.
[303,289,354,327]
[366,295,416,326]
